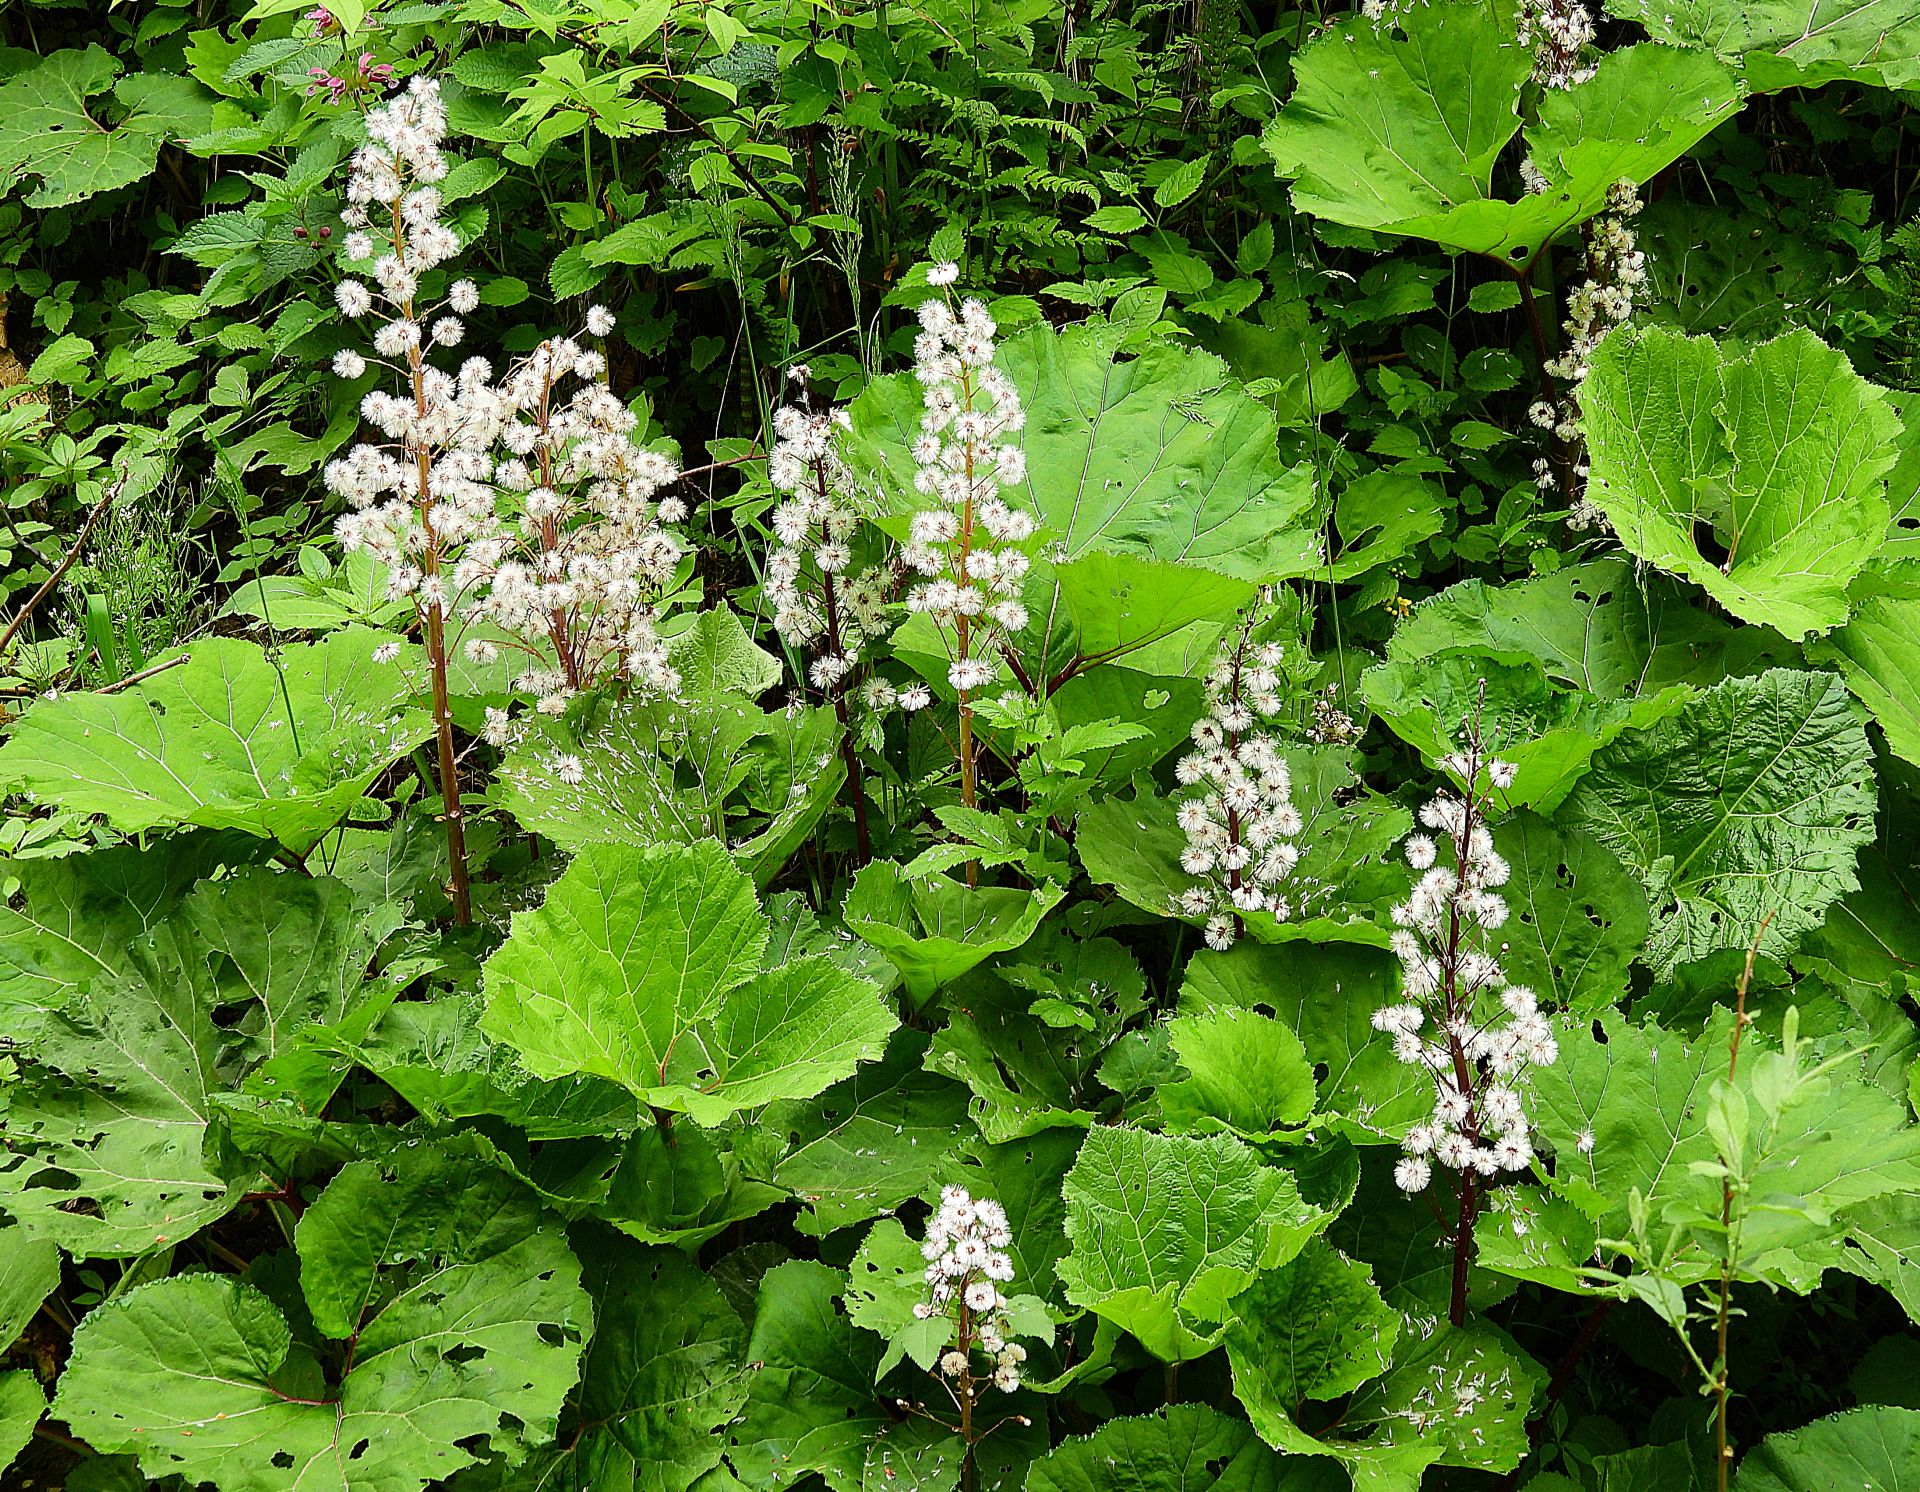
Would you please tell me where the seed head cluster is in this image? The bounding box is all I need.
[1518,0,1597,89]
[1170,629,1304,950]
[914,1186,1026,1394]
[764,372,913,707]
[1522,175,1648,530]
[326,78,687,714]
[901,264,1035,696]
[1378,744,1559,1194]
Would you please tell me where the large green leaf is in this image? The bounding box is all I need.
[51,1148,590,1492]
[0,1234,60,1349]
[841,317,1320,588]
[349,995,642,1140]
[1385,558,1779,700]
[1809,595,1920,767]
[1800,761,1920,998]
[1261,3,1527,248]
[1607,0,1920,92]
[1561,668,1877,974]
[1024,1404,1346,1492]
[505,1243,752,1492]
[653,957,900,1124]
[1322,471,1445,583]
[480,841,894,1120]
[1223,1240,1399,1417]
[0,838,243,1010]
[1496,812,1651,1014]
[725,1259,887,1492]
[0,860,405,1259]
[1472,1184,1602,1296]
[0,630,433,852]
[0,894,258,1255]
[178,869,404,1077]
[1581,327,1901,639]
[1527,1010,1728,1244]
[1057,1127,1330,1362]
[926,970,1107,1143]
[1637,198,1844,342]
[842,862,1061,1006]
[1182,942,1431,1145]
[1263,9,1742,268]
[0,1370,43,1477]
[1530,1011,1920,1287]
[595,1123,784,1247]
[669,605,785,696]
[1238,1316,1544,1490]
[1734,1405,1920,1490]
[1160,1006,1317,1139]
[494,692,844,888]
[1360,654,1689,812]
[1834,1194,1920,1325]
[0,47,216,207]
[768,1031,974,1238]
[1052,552,1256,673]
[481,837,762,1083]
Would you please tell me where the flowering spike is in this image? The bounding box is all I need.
[1378,703,1560,1324]
[766,370,899,704]
[914,1186,1027,1396]
[328,78,688,723]
[1170,616,1304,949]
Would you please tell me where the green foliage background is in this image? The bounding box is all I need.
[0,0,1918,1488]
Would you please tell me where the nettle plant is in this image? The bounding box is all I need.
[1,0,1919,1490]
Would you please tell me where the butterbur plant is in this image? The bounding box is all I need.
[901,263,1035,840]
[1536,179,1648,528]
[454,320,687,711]
[766,370,917,860]
[1377,713,1560,1325]
[909,1186,1030,1489]
[328,77,689,914]
[1171,613,1305,949]
[1517,0,1597,89]
[324,77,479,920]
[8,1,1920,1489]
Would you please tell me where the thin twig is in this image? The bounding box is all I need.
[1498,1300,1616,1490]
[1714,914,1772,1492]
[91,651,191,695]
[0,481,119,659]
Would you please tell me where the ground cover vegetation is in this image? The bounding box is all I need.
[0,0,1917,1488]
